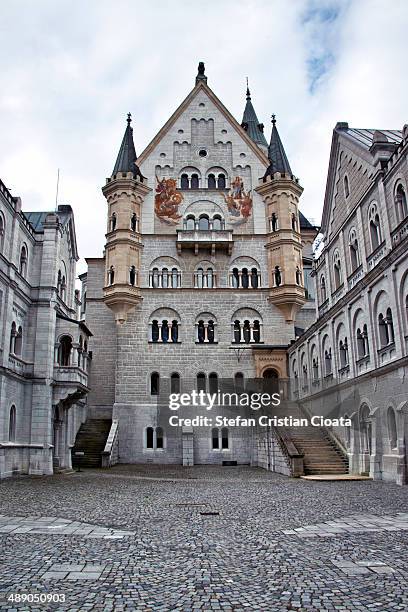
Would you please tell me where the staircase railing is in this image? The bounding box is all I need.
[272,426,304,477]
[101,420,119,468]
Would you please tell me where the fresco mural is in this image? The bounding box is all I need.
[222,176,253,225]
[155,176,183,225]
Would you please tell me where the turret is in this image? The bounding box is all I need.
[102,114,151,324]
[255,115,306,322]
[241,80,268,154]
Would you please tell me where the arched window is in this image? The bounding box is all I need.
[212,427,219,449]
[171,320,179,342]
[339,338,349,367]
[274,266,282,287]
[291,213,297,232]
[19,245,27,277]
[212,215,222,231]
[387,407,397,449]
[9,405,16,442]
[312,358,319,382]
[253,320,260,343]
[161,320,169,342]
[333,250,342,289]
[349,228,360,271]
[107,266,115,286]
[369,203,381,250]
[234,372,244,391]
[156,427,164,449]
[129,266,136,286]
[190,174,199,189]
[171,268,178,288]
[243,320,251,343]
[232,268,239,288]
[9,322,16,354]
[58,335,72,366]
[0,213,5,253]
[320,275,327,302]
[251,268,259,288]
[61,276,66,302]
[180,174,189,190]
[263,369,279,394]
[131,213,138,232]
[186,215,195,230]
[295,267,302,285]
[209,372,218,394]
[198,215,209,231]
[270,213,278,232]
[208,174,216,189]
[171,373,180,394]
[395,184,408,220]
[386,308,394,344]
[146,427,154,448]
[221,427,229,449]
[356,324,369,359]
[111,213,117,231]
[197,372,206,392]
[241,268,249,289]
[161,268,168,289]
[233,320,240,343]
[344,175,350,198]
[207,268,214,288]
[151,320,159,342]
[378,308,394,347]
[14,326,23,357]
[78,335,83,367]
[150,372,160,395]
[324,348,332,375]
[217,174,226,189]
[57,270,62,296]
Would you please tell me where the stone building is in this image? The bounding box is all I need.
[0,179,90,478]
[83,64,318,467]
[288,123,408,485]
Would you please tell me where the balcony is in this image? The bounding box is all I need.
[53,365,89,405]
[176,229,233,255]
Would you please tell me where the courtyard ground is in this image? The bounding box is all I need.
[0,465,407,611]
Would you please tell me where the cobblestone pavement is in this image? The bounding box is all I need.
[0,465,407,611]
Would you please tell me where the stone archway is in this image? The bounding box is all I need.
[262,368,280,394]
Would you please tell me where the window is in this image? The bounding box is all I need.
[217,174,226,189]
[320,275,326,303]
[156,427,164,449]
[270,213,278,232]
[14,326,23,357]
[150,372,160,395]
[378,308,394,347]
[339,338,349,368]
[9,322,16,355]
[211,427,229,450]
[208,174,216,189]
[232,319,261,343]
[0,213,5,253]
[212,215,222,231]
[180,174,189,189]
[369,203,381,250]
[194,267,215,289]
[324,348,332,375]
[291,213,297,232]
[9,405,16,442]
[274,266,282,287]
[333,250,342,290]
[295,266,302,285]
[234,372,244,391]
[171,373,180,393]
[107,266,115,286]
[251,268,259,288]
[185,215,195,230]
[145,426,165,451]
[149,267,180,288]
[191,174,199,189]
[110,213,117,231]
[230,266,260,288]
[19,245,28,277]
[197,372,206,392]
[58,335,72,366]
[344,175,350,198]
[312,358,319,382]
[349,228,360,271]
[146,427,154,448]
[131,213,138,232]
[356,324,369,359]
[198,215,209,231]
[395,184,408,220]
[304,266,314,300]
[209,372,218,394]
[241,268,249,289]
[387,407,397,449]
[129,266,136,286]
[196,319,216,343]
[151,319,179,343]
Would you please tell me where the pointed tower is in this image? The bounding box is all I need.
[241,80,268,153]
[102,114,151,324]
[255,115,306,322]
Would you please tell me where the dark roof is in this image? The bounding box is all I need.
[265,116,292,175]
[112,114,144,180]
[24,205,72,232]
[299,211,317,230]
[336,125,402,149]
[241,87,268,147]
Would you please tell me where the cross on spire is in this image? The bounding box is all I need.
[127,112,132,125]
[271,114,276,126]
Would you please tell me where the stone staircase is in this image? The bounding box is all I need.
[275,402,349,476]
[72,419,112,469]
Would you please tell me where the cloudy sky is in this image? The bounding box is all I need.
[1,0,407,271]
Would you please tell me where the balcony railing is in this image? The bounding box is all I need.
[176,229,233,255]
[54,365,88,387]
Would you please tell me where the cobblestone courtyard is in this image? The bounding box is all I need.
[0,466,407,611]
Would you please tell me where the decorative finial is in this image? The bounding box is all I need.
[246,77,251,100]
[127,112,132,125]
[271,114,276,126]
[196,61,207,84]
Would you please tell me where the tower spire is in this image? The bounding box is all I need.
[112,113,145,181]
[241,81,267,148]
[195,61,207,85]
[264,114,292,179]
